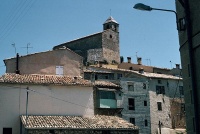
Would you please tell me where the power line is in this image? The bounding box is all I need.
[0,0,37,43]
[0,84,94,110]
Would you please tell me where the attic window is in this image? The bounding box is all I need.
[56,66,64,76]
[110,35,112,38]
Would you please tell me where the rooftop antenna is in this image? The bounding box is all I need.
[22,43,33,55]
[11,43,16,55]
[170,61,174,69]
[145,58,151,66]
[110,9,112,16]
[136,51,138,58]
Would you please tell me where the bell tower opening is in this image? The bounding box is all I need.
[103,16,119,32]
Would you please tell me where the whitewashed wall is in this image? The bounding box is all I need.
[0,84,94,134]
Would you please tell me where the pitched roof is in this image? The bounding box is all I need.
[94,80,120,88]
[104,16,118,24]
[4,48,82,62]
[0,73,120,87]
[85,67,182,80]
[21,115,138,130]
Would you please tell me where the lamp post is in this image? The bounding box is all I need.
[133,2,200,133]
[133,3,179,30]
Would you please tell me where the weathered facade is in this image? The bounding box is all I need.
[4,49,83,76]
[53,16,120,64]
[176,0,200,133]
[84,66,185,134]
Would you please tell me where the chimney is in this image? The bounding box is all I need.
[127,57,131,63]
[16,53,20,74]
[176,64,180,69]
[137,57,142,65]
[73,76,78,83]
[139,68,144,74]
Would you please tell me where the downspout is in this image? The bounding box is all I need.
[183,0,199,132]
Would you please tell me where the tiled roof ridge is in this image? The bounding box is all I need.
[87,66,182,80]
[21,115,138,130]
[4,48,82,61]
[0,73,121,88]
[0,73,92,86]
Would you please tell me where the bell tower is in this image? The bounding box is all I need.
[102,16,120,64]
[103,16,119,32]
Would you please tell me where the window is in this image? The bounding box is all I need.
[181,103,185,112]
[102,130,110,134]
[49,130,55,134]
[145,120,148,126]
[128,84,134,91]
[158,80,162,84]
[179,86,184,95]
[130,118,135,124]
[128,98,135,110]
[56,66,63,76]
[143,83,146,89]
[188,64,191,77]
[156,86,165,94]
[3,128,12,134]
[157,102,162,111]
[129,67,133,70]
[117,73,122,79]
[99,90,115,99]
[144,100,147,106]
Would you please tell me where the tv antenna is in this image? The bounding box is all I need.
[11,43,16,55]
[22,43,33,55]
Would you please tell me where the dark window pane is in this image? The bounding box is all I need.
[129,98,135,110]
[3,128,12,134]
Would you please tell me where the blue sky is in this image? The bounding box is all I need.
[0,0,180,75]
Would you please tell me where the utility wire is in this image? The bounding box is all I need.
[0,84,94,110]
[0,0,37,43]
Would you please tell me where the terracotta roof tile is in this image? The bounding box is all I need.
[86,67,182,80]
[21,115,138,130]
[0,73,92,86]
[0,73,120,87]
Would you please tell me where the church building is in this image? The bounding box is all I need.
[53,16,120,65]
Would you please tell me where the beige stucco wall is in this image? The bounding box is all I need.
[4,49,83,76]
[0,84,94,134]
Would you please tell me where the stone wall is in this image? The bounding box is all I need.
[149,78,183,134]
[53,33,102,63]
[120,78,151,134]
[87,48,103,63]
[102,29,120,64]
